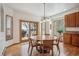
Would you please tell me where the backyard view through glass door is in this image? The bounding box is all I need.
[21,21,30,41]
[20,21,38,42]
[30,22,37,36]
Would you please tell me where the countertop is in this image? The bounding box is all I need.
[64,31,79,34]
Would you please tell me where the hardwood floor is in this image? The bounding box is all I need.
[64,44,79,56]
[4,42,79,56]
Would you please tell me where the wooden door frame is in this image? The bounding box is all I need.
[19,20,38,43]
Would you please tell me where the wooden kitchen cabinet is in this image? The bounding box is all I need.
[72,34,79,46]
[76,12,79,27]
[64,13,76,27]
[69,13,76,27]
[64,33,79,47]
[64,15,69,27]
[63,33,72,44]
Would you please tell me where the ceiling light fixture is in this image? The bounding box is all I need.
[44,3,46,20]
[41,3,46,21]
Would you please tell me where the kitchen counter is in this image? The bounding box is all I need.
[64,32,79,34]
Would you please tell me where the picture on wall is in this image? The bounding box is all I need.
[6,15,13,41]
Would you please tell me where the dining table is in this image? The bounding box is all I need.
[30,35,58,53]
[31,35,58,41]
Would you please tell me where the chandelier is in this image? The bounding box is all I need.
[41,3,47,21]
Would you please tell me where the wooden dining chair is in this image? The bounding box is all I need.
[42,40,53,56]
[53,35,60,55]
[28,38,41,56]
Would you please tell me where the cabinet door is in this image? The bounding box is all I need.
[63,33,72,44]
[72,34,79,46]
[65,15,68,27]
[76,12,79,27]
[69,13,76,27]
[64,15,70,27]
[64,13,76,27]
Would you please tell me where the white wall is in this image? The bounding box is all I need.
[0,5,1,32]
[3,5,40,47]
[0,32,5,55]
[4,5,14,47]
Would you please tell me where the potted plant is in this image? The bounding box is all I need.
[57,29,63,35]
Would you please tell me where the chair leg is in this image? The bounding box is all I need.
[52,49,53,56]
[36,45,38,50]
[28,44,30,53]
[29,47,33,56]
[57,45,60,56]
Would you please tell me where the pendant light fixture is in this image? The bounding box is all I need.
[44,3,46,20]
[41,3,46,21]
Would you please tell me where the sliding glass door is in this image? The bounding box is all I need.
[30,22,37,36]
[20,21,38,42]
[21,22,30,37]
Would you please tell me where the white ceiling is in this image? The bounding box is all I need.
[5,3,79,17]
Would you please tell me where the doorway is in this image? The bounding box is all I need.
[20,20,38,42]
